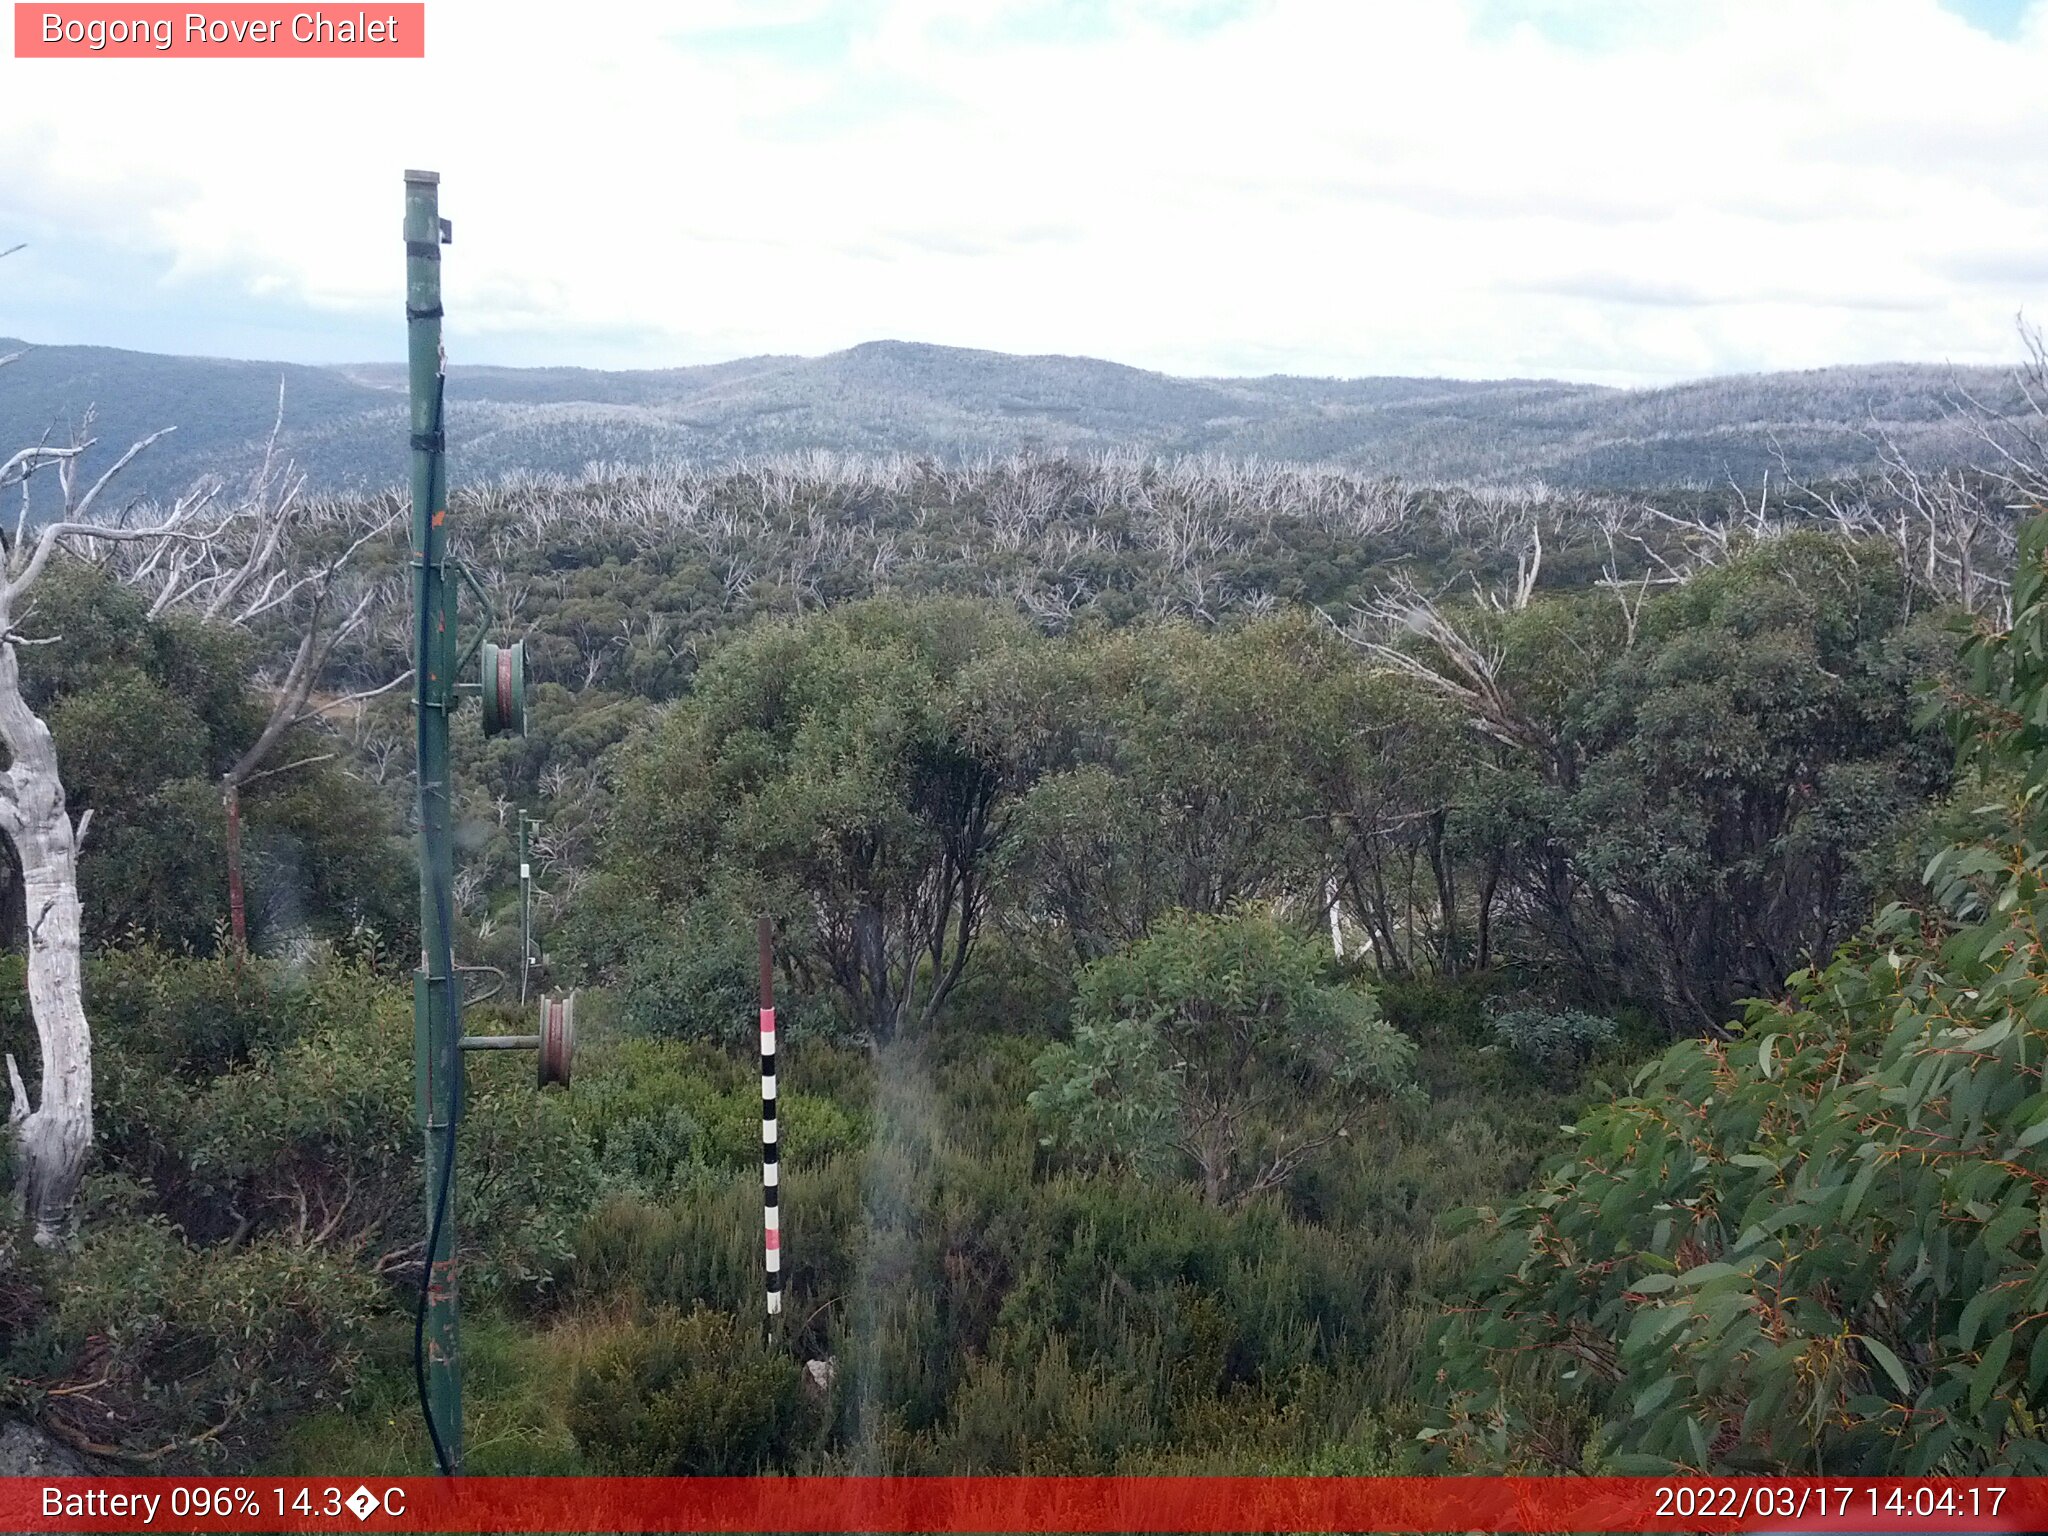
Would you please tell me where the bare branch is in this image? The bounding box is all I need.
[240,751,336,786]
[295,667,414,721]
[1338,576,1557,763]
[63,427,175,521]
[0,441,84,495]
[223,628,321,787]
[10,517,221,602]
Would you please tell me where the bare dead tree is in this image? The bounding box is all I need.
[1476,521,1543,612]
[1595,525,1657,650]
[0,397,239,1246]
[1340,576,1558,767]
[1724,334,2048,626]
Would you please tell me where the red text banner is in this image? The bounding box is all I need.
[4,1477,2048,1533]
[14,4,424,57]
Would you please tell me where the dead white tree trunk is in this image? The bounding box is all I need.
[0,505,220,1245]
[0,330,225,1241]
[0,608,90,1248]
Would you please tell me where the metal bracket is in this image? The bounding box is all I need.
[458,992,575,1088]
[455,962,504,1007]
[450,559,496,679]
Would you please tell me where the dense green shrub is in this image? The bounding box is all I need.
[561,1011,1444,1475]
[36,1220,380,1461]
[614,897,764,1045]
[1002,617,1340,963]
[571,1036,866,1192]
[1032,911,1415,1206]
[1429,517,2048,1474]
[568,1305,813,1473]
[583,888,838,1048]
[1486,1007,1619,1074]
[239,760,414,950]
[4,949,604,1466]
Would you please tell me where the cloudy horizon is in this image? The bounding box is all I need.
[3,0,2046,388]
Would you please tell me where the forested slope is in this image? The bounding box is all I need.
[0,425,2040,1474]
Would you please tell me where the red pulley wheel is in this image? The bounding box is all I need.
[479,639,526,737]
[538,992,575,1088]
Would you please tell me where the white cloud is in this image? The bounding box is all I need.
[0,0,2044,383]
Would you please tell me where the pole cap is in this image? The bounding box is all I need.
[403,168,441,185]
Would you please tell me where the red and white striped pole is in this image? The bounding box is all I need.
[759,915,782,1319]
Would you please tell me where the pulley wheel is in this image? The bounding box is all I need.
[538,992,575,1088]
[480,639,527,737]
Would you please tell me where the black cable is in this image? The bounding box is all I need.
[413,1077,458,1476]
[411,368,459,1479]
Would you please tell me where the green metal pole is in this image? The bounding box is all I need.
[405,167,463,1475]
[519,815,531,1005]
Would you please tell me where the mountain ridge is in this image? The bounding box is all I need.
[0,334,2015,502]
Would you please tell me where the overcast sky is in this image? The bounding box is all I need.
[2,0,2045,385]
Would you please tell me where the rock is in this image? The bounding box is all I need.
[802,1357,837,1397]
[0,1418,91,1476]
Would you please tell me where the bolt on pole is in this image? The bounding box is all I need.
[405,166,463,1476]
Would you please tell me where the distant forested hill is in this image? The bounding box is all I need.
[0,334,2018,503]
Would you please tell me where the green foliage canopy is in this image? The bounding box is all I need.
[1031,911,1416,1208]
[605,598,1040,1046]
[1005,616,1338,963]
[13,564,411,954]
[1429,517,2048,1474]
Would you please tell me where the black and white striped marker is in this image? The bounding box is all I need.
[759,916,781,1318]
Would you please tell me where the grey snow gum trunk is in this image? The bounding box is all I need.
[0,632,93,1248]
